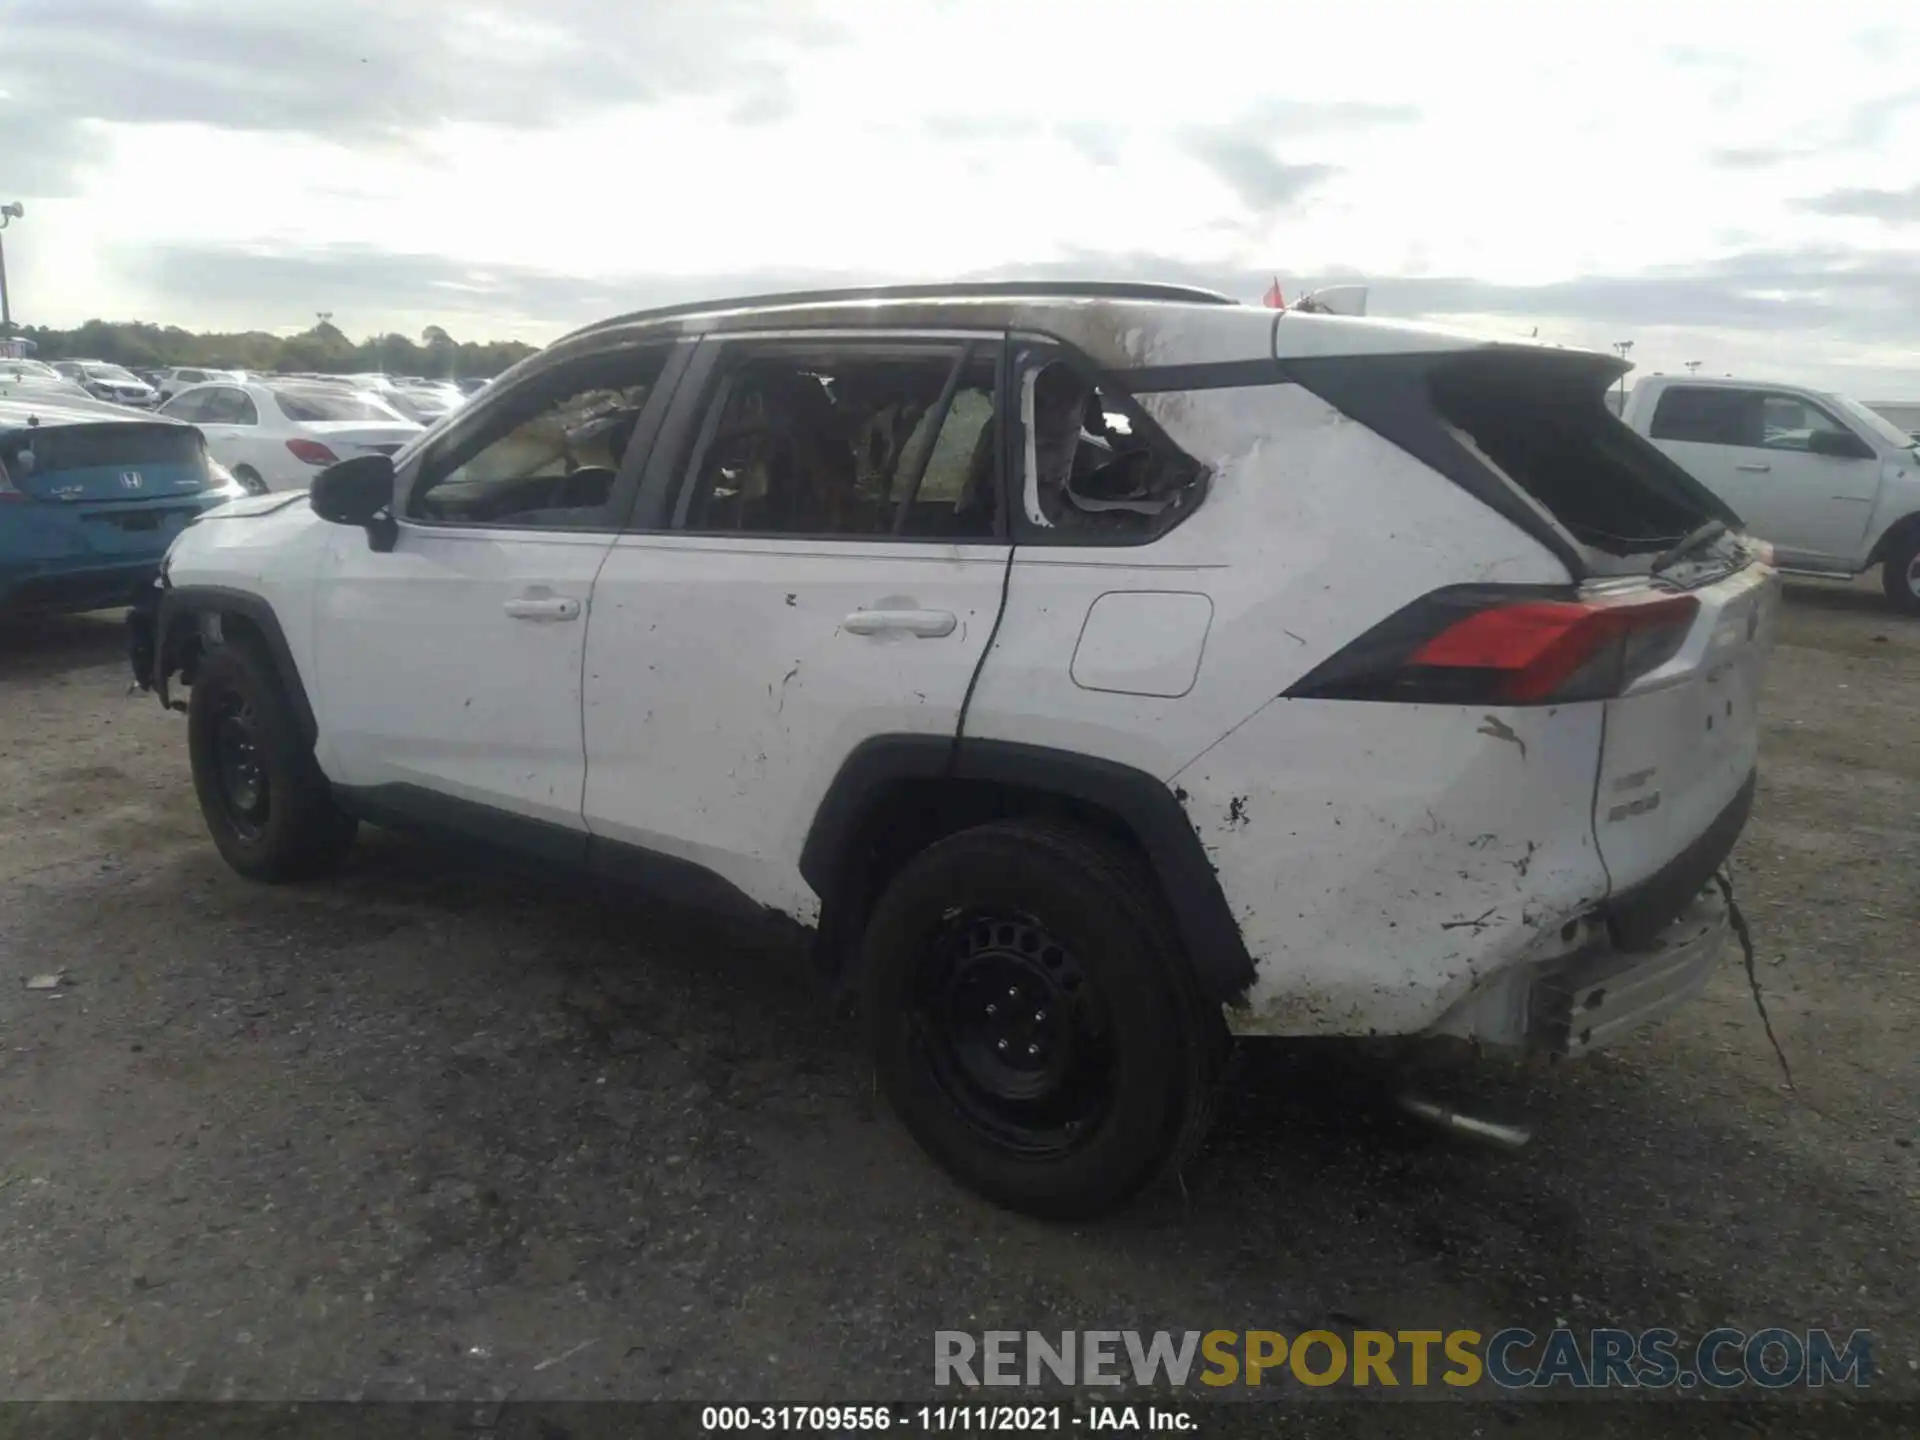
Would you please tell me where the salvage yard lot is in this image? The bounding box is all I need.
[2,580,1918,1418]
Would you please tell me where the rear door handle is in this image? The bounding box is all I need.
[1735,462,1771,473]
[503,595,581,622]
[842,608,956,638]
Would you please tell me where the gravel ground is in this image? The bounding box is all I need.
[1,577,1917,1433]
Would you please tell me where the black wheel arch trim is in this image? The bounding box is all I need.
[1867,512,1920,567]
[152,584,318,748]
[801,735,1256,1003]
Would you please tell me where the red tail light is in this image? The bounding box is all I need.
[0,456,25,503]
[1287,586,1700,706]
[286,438,338,466]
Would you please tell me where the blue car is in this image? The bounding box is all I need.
[1,393,242,616]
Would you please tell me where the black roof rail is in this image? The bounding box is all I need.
[567,280,1238,339]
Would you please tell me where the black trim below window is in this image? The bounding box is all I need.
[800,735,1257,1003]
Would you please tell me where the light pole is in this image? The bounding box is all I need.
[1612,340,1634,410]
[0,202,23,339]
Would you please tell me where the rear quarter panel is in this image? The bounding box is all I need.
[965,381,1608,1034]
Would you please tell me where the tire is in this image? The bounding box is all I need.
[1880,528,1920,615]
[859,819,1226,1219]
[232,465,267,496]
[187,637,356,880]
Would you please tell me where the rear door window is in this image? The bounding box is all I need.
[202,388,259,425]
[667,338,1002,541]
[162,390,212,422]
[1649,387,1751,446]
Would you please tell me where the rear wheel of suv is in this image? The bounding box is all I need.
[1881,529,1920,615]
[860,819,1225,1218]
[188,637,357,880]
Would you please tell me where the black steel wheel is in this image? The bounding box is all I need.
[862,819,1224,1218]
[188,635,356,880]
[912,910,1116,1158]
[210,693,268,841]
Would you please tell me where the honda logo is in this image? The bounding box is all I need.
[120,471,143,490]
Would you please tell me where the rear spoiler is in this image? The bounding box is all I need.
[1289,285,1369,316]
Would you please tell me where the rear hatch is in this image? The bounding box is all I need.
[1583,562,1776,909]
[1420,348,1776,917]
[0,417,212,503]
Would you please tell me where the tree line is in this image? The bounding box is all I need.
[11,319,540,379]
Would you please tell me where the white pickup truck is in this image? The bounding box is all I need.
[1621,375,1920,612]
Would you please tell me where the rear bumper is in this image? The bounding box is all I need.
[1532,886,1727,1056]
[0,560,161,616]
[1419,767,1757,1057]
[1425,884,1729,1056]
[1604,769,1754,950]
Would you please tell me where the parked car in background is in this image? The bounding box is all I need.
[152,367,242,402]
[132,280,1777,1217]
[361,375,466,425]
[158,381,423,493]
[2,394,244,616]
[388,383,464,425]
[1622,375,1920,612]
[1,358,95,402]
[454,377,490,396]
[49,361,161,409]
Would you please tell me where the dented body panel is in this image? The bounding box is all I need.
[580,535,1008,925]
[141,284,1768,1065]
[1173,698,1609,1036]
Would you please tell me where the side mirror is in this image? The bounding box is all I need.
[309,453,398,551]
[1808,428,1874,461]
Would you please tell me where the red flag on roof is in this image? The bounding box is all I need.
[1261,276,1285,309]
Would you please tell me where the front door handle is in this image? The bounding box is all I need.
[842,608,957,638]
[503,595,581,622]
[1735,462,1771,473]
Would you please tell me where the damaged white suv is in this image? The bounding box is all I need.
[132,281,1778,1218]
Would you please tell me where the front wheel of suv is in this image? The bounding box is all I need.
[860,819,1225,1219]
[187,637,357,881]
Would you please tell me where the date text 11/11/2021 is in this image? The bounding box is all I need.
[701,1405,1194,1431]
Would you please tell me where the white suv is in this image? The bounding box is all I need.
[130,282,1778,1217]
[152,366,241,402]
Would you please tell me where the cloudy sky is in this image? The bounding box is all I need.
[3,0,1918,394]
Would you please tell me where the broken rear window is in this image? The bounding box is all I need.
[1013,349,1207,546]
[1428,352,1725,556]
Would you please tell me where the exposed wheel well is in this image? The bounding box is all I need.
[157,605,275,700]
[813,775,1157,983]
[1868,513,1920,567]
[154,587,318,746]
[803,736,1255,1003]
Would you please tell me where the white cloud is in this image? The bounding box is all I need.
[3,0,1917,393]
